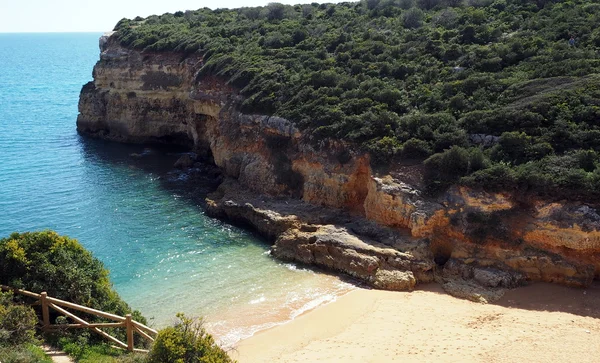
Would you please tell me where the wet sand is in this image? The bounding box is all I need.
[231,282,600,362]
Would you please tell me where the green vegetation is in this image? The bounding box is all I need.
[52,339,146,363]
[0,231,148,360]
[0,344,53,363]
[0,291,52,363]
[148,314,234,363]
[0,292,38,345]
[0,231,145,323]
[113,0,600,199]
[0,231,233,363]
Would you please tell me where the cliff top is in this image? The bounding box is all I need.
[111,0,600,202]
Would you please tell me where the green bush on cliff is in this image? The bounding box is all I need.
[0,231,141,318]
[112,0,600,200]
[0,231,147,347]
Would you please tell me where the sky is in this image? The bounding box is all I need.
[0,0,327,33]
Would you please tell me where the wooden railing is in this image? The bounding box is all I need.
[1,285,157,353]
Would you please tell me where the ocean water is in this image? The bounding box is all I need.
[0,33,353,345]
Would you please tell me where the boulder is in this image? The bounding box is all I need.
[373,269,416,291]
[174,153,196,169]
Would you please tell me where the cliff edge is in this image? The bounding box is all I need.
[78,34,600,299]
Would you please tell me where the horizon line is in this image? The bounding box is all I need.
[0,31,108,34]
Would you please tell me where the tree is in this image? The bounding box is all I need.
[266,3,286,21]
[418,0,441,10]
[0,231,145,324]
[403,7,424,28]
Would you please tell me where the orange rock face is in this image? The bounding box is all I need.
[78,35,599,289]
[293,155,370,214]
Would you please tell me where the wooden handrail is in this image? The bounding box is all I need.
[133,325,156,342]
[45,296,126,322]
[0,285,157,352]
[48,322,126,329]
[48,302,129,350]
[0,285,41,299]
[133,320,158,335]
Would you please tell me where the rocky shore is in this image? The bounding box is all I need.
[77,33,600,299]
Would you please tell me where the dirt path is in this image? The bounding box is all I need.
[41,345,74,363]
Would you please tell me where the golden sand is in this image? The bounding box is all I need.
[232,282,600,362]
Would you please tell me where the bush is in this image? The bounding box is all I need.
[366,136,402,164]
[0,292,38,345]
[0,231,138,317]
[461,162,516,191]
[266,3,286,21]
[0,231,147,347]
[0,344,53,363]
[424,146,471,191]
[0,292,47,363]
[403,7,424,28]
[148,314,233,363]
[418,0,441,10]
[424,146,495,193]
[492,131,531,164]
[402,138,433,158]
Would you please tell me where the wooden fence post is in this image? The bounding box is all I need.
[125,314,134,352]
[40,292,50,330]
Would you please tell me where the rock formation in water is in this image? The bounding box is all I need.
[78,34,599,299]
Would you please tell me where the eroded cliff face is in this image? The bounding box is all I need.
[78,34,599,296]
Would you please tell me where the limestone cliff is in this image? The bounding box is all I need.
[78,34,599,295]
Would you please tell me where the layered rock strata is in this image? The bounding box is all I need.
[78,34,600,294]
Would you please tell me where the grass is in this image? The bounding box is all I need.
[0,343,53,363]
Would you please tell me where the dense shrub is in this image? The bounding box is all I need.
[0,231,141,317]
[148,314,233,363]
[461,162,516,191]
[112,0,600,200]
[0,231,147,348]
[0,291,49,363]
[403,7,424,28]
[0,292,37,345]
[424,146,471,192]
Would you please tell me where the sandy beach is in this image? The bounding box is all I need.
[231,282,600,362]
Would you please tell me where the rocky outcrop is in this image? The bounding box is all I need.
[205,178,435,290]
[78,34,600,294]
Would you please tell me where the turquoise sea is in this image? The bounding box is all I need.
[0,33,352,345]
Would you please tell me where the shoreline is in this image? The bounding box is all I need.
[199,263,357,348]
[209,288,351,348]
[231,282,600,362]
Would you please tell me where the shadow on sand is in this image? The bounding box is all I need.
[494,281,600,320]
[418,281,600,320]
